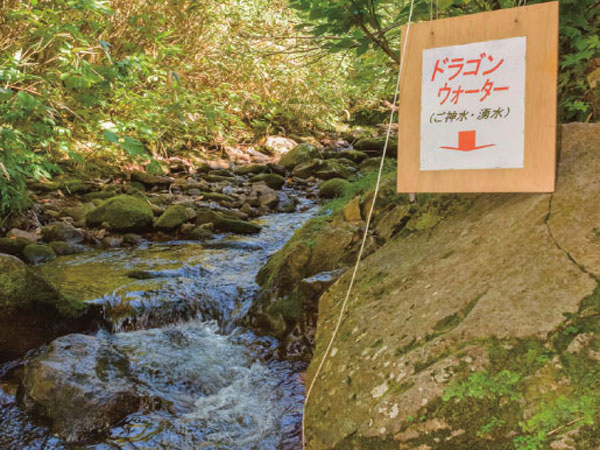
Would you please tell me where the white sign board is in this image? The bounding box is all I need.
[420,36,526,171]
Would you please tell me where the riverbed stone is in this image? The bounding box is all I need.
[234,164,269,176]
[195,209,261,234]
[279,143,322,170]
[20,334,140,443]
[154,205,189,230]
[319,178,350,199]
[0,237,28,257]
[41,222,84,244]
[0,254,96,362]
[7,228,39,242]
[23,243,57,264]
[49,241,87,255]
[249,173,286,189]
[131,171,174,187]
[86,195,154,232]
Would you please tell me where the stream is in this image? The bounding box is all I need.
[0,193,315,450]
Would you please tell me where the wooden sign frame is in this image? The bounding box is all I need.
[397,2,558,193]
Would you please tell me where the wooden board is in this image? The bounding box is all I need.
[397,2,558,193]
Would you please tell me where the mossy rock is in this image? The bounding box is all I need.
[0,254,61,308]
[201,192,237,204]
[63,179,95,194]
[279,143,322,170]
[234,164,269,176]
[63,203,96,224]
[83,190,117,202]
[41,222,84,244]
[354,137,398,156]
[249,173,286,189]
[48,241,87,256]
[0,237,28,257]
[86,195,154,232]
[23,244,57,265]
[291,159,325,178]
[131,171,173,187]
[204,174,236,183]
[314,159,356,180]
[154,205,190,230]
[195,209,261,234]
[190,227,214,241]
[319,178,350,199]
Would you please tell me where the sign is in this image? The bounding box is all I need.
[397,3,558,193]
[421,37,526,170]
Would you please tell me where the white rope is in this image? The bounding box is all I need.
[300,0,416,447]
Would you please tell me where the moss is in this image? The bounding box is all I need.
[200,192,236,203]
[154,205,189,230]
[266,295,303,321]
[23,243,57,265]
[86,194,154,232]
[279,143,321,169]
[249,173,286,189]
[233,164,269,176]
[333,435,401,450]
[83,190,117,202]
[319,178,351,199]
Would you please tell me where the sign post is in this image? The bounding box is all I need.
[397,2,558,193]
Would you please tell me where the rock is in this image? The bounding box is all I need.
[263,136,297,156]
[195,209,261,234]
[190,227,214,241]
[175,180,210,192]
[277,192,298,213]
[200,192,237,204]
[131,171,174,187]
[359,156,383,172]
[249,173,286,190]
[0,237,28,257]
[23,244,56,264]
[0,254,97,362]
[354,136,398,157]
[83,190,118,202]
[324,149,368,164]
[63,179,96,194]
[292,159,325,179]
[41,222,84,244]
[343,196,362,222]
[303,123,600,449]
[204,174,236,183]
[48,241,87,256]
[313,159,356,180]
[86,195,154,232]
[123,233,143,246]
[154,205,189,230]
[234,164,269,176]
[30,181,61,192]
[63,202,96,225]
[7,228,39,243]
[102,236,123,248]
[248,182,279,209]
[267,162,287,176]
[278,143,322,170]
[20,334,140,443]
[297,269,346,300]
[319,178,350,199]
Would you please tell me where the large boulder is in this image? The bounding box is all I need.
[304,123,600,449]
[20,334,140,443]
[86,195,154,232]
[278,143,322,170]
[0,254,97,362]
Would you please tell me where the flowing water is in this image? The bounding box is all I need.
[0,195,314,450]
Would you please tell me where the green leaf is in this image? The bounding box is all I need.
[103,130,119,143]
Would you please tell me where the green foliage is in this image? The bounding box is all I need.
[290,0,600,122]
[0,0,349,215]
